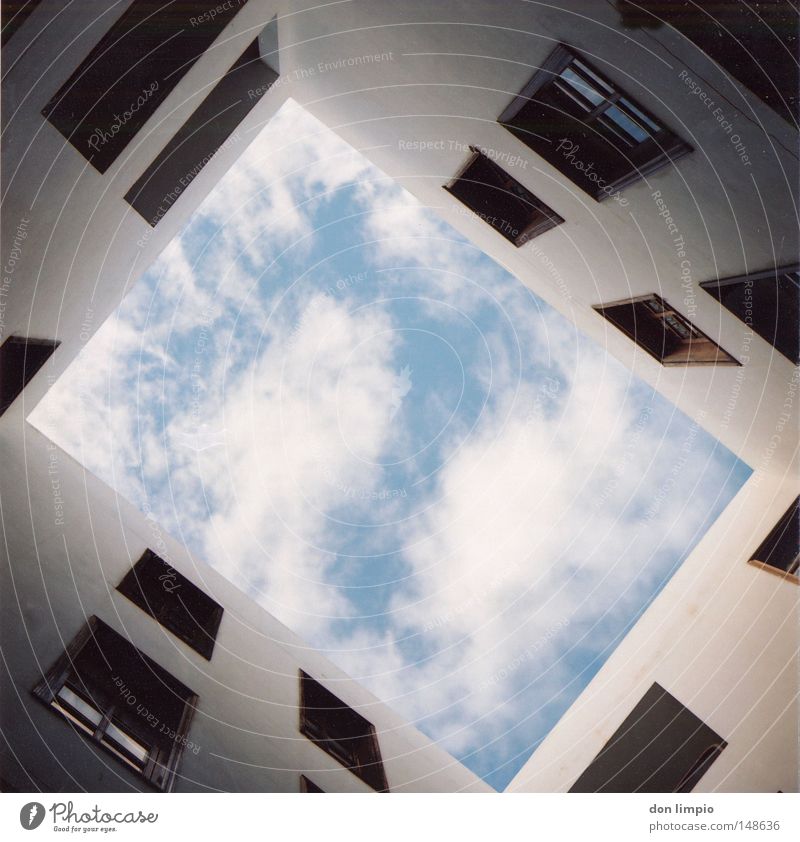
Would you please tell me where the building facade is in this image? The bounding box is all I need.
[1,0,797,792]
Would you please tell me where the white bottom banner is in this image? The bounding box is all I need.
[1,793,798,842]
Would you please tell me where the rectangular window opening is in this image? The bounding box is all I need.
[42,0,251,173]
[0,335,59,417]
[701,265,799,365]
[593,294,739,366]
[497,44,691,200]
[32,617,197,791]
[444,147,564,246]
[125,27,279,226]
[748,497,799,581]
[299,670,388,792]
[569,682,726,792]
[117,549,223,659]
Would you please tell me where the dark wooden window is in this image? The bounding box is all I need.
[125,33,278,226]
[498,45,690,200]
[701,265,799,365]
[594,294,739,366]
[617,1,798,125]
[300,774,324,792]
[42,0,250,173]
[0,335,59,416]
[749,498,799,580]
[117,549,223,660]
[1,0,42,46]
[444,148,564,246]
[299,670,388,792]
[570,683,726,792]
[32,617,197,791]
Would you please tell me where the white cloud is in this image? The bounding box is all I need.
[164,291,403,639]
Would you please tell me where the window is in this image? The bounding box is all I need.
[42,0,251,173]
[594,294,739,365]
[125,32,279,226]
[300,774,324,793]
[617,1,798,125]
[32,617,197,791]
[299,670,388,791]
[0,335,59,416]
[701,265,799,365]
[117,549,223,659]
[444,148,564,246]
[569,683,726,792]
[748,498,799,581]
[498,45,690,200]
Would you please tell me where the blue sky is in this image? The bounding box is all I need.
[31,100,751,790]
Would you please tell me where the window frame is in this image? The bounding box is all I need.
[444,146,564,246]
[116,549,224,660]
[32,617,198,791]
[498,44,691,199]
[593,293,739,366]
[298,670,388,792]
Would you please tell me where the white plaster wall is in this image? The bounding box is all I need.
[507,472,799,793]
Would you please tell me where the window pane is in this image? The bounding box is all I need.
[663,313,692,339]
[103,721,150,766]
[571,58,615,97]
[52,685,104,734]
[603,104,650,144]
[620,97,661,134]
[560,67,605,107]
[34,618,196,790]
[595,296,737,365]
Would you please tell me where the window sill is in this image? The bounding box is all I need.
[747,558,799,585]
